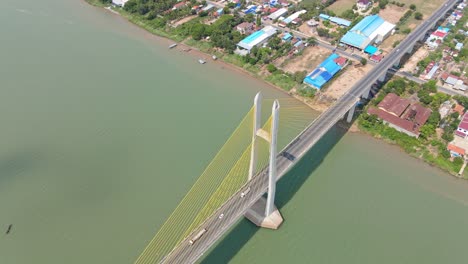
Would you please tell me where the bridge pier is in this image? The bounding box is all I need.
[378,72,386,82]
[346,104,356,123]
[245,93,283,229]
[362,85,371,99]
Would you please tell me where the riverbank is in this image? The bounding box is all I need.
[356,110,468,180]
[83,0,322,111]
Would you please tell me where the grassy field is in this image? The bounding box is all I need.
[327,0,356,15]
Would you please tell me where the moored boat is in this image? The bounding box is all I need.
[169,43,177,49]
[198,59,206,64]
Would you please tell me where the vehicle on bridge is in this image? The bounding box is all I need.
[189,228,207,245]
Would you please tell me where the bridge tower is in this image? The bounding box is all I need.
[245,92,284,230]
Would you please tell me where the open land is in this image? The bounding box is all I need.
[279,46,331,73]
[327,0,356,15]
[323,63,373,100]
[378,5,406,24]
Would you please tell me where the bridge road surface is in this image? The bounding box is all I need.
[160,1,459,263]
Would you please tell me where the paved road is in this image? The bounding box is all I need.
[161,0,459,263]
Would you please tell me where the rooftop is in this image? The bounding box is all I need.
[378,93,410,117]
[458,112,468,131]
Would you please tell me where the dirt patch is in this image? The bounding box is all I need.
[378,5,406,24]
[172,15,197,27]
[280,46,332,73]
[322,63,373,100]
[401,47,428,73]
[379,34,405,53]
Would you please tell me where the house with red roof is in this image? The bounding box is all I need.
[367,93,432,138]
[448,144,465,157]
[370,54,383,63]
[172,1,187,10]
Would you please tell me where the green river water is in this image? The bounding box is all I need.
[1,1,468,263]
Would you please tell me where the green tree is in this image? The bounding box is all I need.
[414,12,423,20]
[420,124,435,139]
[360,58,367,65]
[191,23,206,40]
[453,157,464,167]
[307,37,317,46]
[409,4,416,10]
[427,111,441,126]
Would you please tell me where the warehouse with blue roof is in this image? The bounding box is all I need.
[236,26,278,55]
[303,53,345,89]
[340,15,395,50]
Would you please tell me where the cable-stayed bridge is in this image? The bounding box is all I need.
[135,0,459,262]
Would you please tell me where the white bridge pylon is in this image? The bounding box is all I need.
[245,92,283,229]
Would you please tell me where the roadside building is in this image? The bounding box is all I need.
[367,93,431,138]
[455,42,464,51]
[236,22,255,35]
[112,0,129,7]
[279,10,306,27]
[340,15,395,50]
[370,54,383,63]
[303,53,346,89]
[268,8,288,20]
[357,0,372,10]
[236,26,277,55]
[455,112,468,138]
[319,14,352,27]
[281,32,293,42]
[202,4,215,12]
[423,62,439,80]
[425,27,450,49]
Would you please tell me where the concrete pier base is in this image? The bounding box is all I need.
[245,197,283,229]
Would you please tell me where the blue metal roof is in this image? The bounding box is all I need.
[329,17,351,27]
[303,53,343,89]
[340,32,367,48]
[282,33,292,41]
[340,15,385,49]
[241,30,264,45]
[364,45,378,54]
[351,15,384,37]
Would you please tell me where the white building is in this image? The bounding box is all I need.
[236,26,277,55]
[268,8,288,20]
[112,0,129,7]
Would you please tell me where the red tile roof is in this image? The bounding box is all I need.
[458,112,468,131]
[378,93,410,117]
[401,103,431,126]
[448,144,465,155]
[173,1,186,9]
[333,57,347,66]
[368,108,417,134]
[432,31,447,38]
[455,130,467,137]
[454,104,465,116]
[370,54,382,62]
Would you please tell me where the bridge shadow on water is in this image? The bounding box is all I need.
[200,121,351,264]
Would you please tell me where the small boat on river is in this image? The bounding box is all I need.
[169,43,177,49]
[198,59,206,64]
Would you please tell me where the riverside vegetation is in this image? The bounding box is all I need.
[86,0,357,96]
[358,77,468,177]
